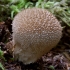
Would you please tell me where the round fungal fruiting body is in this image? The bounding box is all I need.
[12,8,62,64]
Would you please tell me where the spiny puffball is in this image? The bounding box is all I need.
[12,8,62,64]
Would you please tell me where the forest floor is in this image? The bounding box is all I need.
[0,18,70,70]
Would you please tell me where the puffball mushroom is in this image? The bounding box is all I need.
[12,8,62,64]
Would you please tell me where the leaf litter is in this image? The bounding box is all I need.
[0,19,70,70]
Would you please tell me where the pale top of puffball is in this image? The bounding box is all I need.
[12,8,62,64]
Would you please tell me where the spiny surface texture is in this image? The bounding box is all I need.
[12,8,62,64]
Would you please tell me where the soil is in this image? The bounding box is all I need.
[0,18,70,70]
